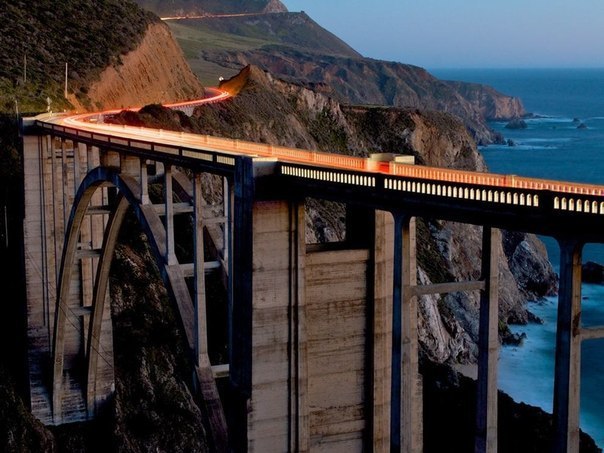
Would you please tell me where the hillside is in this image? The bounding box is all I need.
[0,1,208,450]
[0,0,203,113]
[109,65,557,363]
[0,0,152,112]
[133,0,287,17]
[96,66,604,451]
[166,12,525,144]
[72,22,204,111]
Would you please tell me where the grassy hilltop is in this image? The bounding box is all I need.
[134,0,287,16]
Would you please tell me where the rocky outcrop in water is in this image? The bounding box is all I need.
[583,261,604,284]
[505,118,528,129]
[446,80,526,121]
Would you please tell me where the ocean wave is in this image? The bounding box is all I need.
[485,144,560,152]
[525,116,572,124]
[522,137,572,143]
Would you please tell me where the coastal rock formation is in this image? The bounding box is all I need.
[505,118,528,129]
[583,261,604,284]
[263,0,288,13]
[126,65,556,363]
[445,80,526,121]
[199,46,522,144]
[169,11,526,144]
[503,231,558,300]
[68,22,204,111]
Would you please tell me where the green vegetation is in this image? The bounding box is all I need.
[307,108,349,154]
[165,12,360,85]
[168,12,358,56]
[0,0,155,113]
[134,0,281,16]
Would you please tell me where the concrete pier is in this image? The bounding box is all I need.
[245,199,393,451]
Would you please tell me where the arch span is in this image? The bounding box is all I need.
[52,166,226,448]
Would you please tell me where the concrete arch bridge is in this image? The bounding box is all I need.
[20,96,604,452]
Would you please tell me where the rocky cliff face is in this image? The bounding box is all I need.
[114,65,556,364]
[69,22,204,111]
[195,47,523,145]
[217,67,556,361]
[446,80,526,121]
[263,0,288,13]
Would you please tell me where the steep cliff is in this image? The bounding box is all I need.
[0,0,203,114]
[446,80,526,121]
[111,65,557,363]
[0,0,150,112]
[69,22,204,111]
[212,67,556,361]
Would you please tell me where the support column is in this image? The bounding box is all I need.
[287,200,308,453]
[475,227,501,453]
[391,214,420,453]
[223,177,230,265]
[401,217,420,453]
[164,164,177,264]
[373,211,394,452]
[193,172,208,363]
[553,239,583,453]
[191,172,228,452]
[60,139,68,228]
[140,160,150,205]
[229,157,254,452]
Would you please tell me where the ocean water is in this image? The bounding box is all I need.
[432,68,604,447]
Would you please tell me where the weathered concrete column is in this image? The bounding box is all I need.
[391,214,420,453]
[553,238,583,453]
[373,211,394,452]
[60,139,69,228]
[193,172,208,364]
[49,135,63,287]
[119,153,140,180]
[244,198,307,452]
[229,157,254,452]
[223,177,230,265]
[140,160,150,205]
[164,164,177,264]
[22,132,53,423]
[475,227,501,453]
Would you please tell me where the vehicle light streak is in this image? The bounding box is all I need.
[45,89,604,198]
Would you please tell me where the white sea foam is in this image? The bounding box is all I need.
[499,289,604,449]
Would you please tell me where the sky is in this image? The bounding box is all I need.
[282,0,604,69]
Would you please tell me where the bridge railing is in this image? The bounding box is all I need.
[279,160,604,217]
[34,118,604,217]
[35,121,240,169]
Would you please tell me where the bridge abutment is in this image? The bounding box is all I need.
[241,198,395,452]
